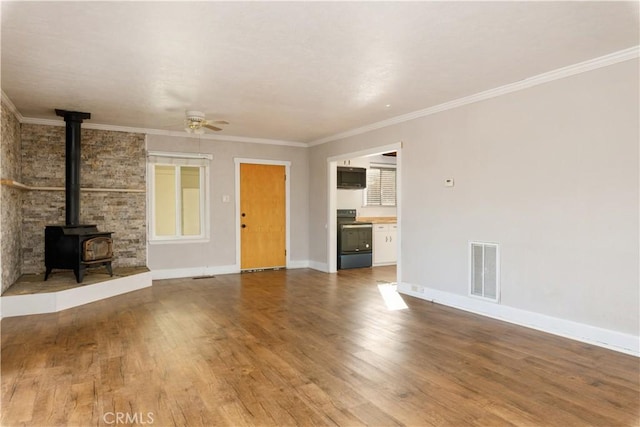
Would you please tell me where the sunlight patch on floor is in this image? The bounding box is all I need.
[377,283,408,310]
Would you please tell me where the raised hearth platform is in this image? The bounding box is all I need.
[1,267,151,318]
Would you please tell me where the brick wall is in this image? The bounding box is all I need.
[1,101,23,292]
[20,124,147,274]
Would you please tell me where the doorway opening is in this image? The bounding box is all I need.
[327,142,402,286]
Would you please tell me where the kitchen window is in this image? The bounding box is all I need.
[365,166,397,206]
[147,152,211,242]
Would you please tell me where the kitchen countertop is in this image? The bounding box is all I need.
[357,216,397,224]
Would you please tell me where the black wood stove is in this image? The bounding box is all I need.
[44,109,113,283]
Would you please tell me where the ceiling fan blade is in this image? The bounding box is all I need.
[211,120,229,125]
[203,124,222,131]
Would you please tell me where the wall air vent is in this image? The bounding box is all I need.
[469,241,500,302]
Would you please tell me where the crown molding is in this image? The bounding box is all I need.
[1,91,24,121]
[308,45,640,147]
[17,117,307,148]
[5,46,639,149]
[140,126,307,147]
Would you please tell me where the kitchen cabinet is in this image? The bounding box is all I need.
[339,158,369,168]
[373,223,397,265]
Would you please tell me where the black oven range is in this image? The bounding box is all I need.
[337,209,373,269]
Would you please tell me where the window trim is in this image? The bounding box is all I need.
[147,151,211,244]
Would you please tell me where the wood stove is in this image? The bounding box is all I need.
[45,225,113,283]
[44,109,113,283]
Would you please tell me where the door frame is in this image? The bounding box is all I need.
[234,158,292,270]
[326,142,402,280]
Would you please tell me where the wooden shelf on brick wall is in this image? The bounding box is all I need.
[1,179,30,190]
[1,179,144,193]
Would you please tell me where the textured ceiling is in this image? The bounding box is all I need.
[2,1,638,144]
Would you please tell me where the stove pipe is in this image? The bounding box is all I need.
[55,109,91,226]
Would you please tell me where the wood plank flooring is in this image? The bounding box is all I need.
[2,267,638,426]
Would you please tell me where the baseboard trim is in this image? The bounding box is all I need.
[308,261,329,273]
[398,282,639,357]
[151,261,313,280]
[1,271,152,318]
[287,260,310,269]
[151,265,240,280]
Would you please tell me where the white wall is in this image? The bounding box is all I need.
[147,135,309,276]
[309,59,639,349]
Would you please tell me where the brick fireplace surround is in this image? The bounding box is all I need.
[1,100,147,297]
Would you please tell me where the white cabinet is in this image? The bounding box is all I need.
[340,158,369,168]
[373,223,397,265]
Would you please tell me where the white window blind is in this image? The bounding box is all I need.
[366,167,396,206]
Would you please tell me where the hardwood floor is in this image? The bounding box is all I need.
[2,267,638,426]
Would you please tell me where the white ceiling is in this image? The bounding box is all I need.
[2,1,638,145]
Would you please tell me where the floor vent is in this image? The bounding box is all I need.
[469,241,500,302]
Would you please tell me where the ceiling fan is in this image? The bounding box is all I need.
[184,110,229,134]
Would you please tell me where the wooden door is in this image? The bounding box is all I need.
[240,163,286,270]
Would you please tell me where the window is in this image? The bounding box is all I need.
[366,166,397,206]
[148,152,211,241]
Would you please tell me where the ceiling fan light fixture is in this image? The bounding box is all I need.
[184,125,205,134]
[183,110,227,134]
[186,110,205,122]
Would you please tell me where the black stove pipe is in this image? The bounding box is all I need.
[55,109,91,226]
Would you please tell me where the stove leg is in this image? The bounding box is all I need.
[105,262,113,277]
[75,267,85,284]
[44,267,52,281]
